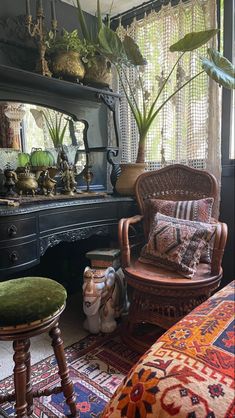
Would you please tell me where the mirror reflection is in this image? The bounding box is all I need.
[0,102,87,175]
[0,102,85,151]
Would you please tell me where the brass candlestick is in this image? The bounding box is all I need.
[25,0,57,77]
[82,153,94,193]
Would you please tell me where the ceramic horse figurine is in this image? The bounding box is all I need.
[82,266,128,334]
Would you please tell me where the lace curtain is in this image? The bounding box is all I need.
[115,0,221,184]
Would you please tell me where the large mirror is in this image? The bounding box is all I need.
[0,102,86,173]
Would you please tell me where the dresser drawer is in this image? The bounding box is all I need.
[0,239,39,270]
[39,204,118,233]
[0,216,37,242]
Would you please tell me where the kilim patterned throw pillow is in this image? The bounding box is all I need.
[144,197,214,227]
[139,213,216,278]
[144,197,214,263]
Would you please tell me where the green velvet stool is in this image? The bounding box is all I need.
[0,277,77,418]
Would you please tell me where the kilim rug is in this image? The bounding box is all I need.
[0,333,141,417]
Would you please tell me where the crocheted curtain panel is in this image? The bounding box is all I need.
[115,0,221,185]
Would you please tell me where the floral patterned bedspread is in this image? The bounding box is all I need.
[102,281,235,418]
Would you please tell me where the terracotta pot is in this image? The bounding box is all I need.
[52,51,85,80]
[115,163,146,196]
[84,55,111,86]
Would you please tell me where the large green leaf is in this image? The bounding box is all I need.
[76,0,90,42]
[170,29,219,52]
[98,26,126,62]
[97,0,103,34]
[123,36,147,66]
[201,48,235,89]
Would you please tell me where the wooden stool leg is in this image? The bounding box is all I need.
[13,339,28,418]
[49,324,77,417]
[24,339,33,416]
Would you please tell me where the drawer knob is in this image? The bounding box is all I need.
[9,251,19,263]
[8,225,17,237]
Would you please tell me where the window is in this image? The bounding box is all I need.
[221,0,234,168]
[116,0,221,181]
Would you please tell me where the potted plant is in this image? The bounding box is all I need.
[97,25,235,194]
[46,29,86,80]
[30,108,70,149]
[76,0,114,85]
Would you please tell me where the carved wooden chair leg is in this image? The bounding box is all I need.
[49,324,77,417]
[24,339,33,416]
[13,339,28,418]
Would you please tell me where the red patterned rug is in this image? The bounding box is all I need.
[0,333,141,417]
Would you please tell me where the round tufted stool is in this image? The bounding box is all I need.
[0,277,77,418]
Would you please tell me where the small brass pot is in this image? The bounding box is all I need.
[16,171,38,196]
[84,55,111,86]
[52,51,85,80]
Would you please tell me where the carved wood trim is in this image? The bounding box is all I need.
[40,225,112,255]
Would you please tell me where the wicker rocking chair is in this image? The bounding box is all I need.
[119,164,227,351]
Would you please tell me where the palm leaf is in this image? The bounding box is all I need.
[170,29,219,52]
[201,48,235,89]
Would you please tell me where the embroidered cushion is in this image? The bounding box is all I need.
[144,197,214,228]
[144,197,214,263]
[139,213,216,278]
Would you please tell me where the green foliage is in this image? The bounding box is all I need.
[98,27,235,162]
[30,108,70,148]
[169,29,219,52]
[123,36,147,66]
[46,29,85,54]
[76,0,115,66]
[201,48,235,90]
[42,110,69,148]
[76,0,112,44]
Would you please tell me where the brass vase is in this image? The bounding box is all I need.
[115,163,146,196]
[52,51,85,80]
[84,55,111,86]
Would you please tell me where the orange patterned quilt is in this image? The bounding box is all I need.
[102,281,235,418]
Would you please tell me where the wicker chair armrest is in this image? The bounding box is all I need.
[211,221,228,275]
[118,215,144,267]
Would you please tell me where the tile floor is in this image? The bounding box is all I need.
[0,292,88,381]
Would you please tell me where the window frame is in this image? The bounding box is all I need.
[221,0,235,175]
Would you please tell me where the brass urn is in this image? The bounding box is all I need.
[84,55,111,86]
[16,169,38,197]
[52,51,85,80]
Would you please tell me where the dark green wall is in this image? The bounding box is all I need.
[0,0,95,68]
[0,0,94,33]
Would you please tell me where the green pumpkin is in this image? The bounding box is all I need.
[30,149,55,167]
[17,152,30,167]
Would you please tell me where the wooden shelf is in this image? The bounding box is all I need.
[0,64,120,103]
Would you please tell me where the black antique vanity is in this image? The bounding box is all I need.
[0,64,135,280]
